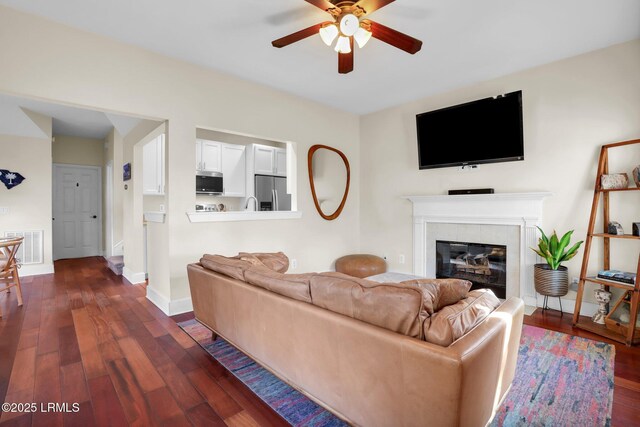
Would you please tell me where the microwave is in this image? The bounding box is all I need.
[196,171,223,195]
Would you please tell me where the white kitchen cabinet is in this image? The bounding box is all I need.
[195,140,202,171]
[253,144,287,177]
[275,148,287,176]
[196,139,222,172]
[254,144,276,175]
[143,134,165,195]
[221,143,246,197]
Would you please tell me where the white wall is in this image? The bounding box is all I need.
[0,113,54,275]
[0,5,360,311]
[360,39,640,304]
[104,128,124,256]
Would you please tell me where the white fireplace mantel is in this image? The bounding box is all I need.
[404,192,552,307]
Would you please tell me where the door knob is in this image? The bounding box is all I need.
[92,215,97,219]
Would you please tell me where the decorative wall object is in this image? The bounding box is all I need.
[633,165,640,187]
[0,169,25,190]
[633,222,640,237]
[592,288,612,325]
[607,221,624,235]
[600,173,628,189]
[308,144,350,221]
[123,163,131,181]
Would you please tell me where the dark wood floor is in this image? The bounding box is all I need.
[0,257,288,427]
[0,257,638,426]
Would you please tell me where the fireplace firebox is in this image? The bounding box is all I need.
[436,240,507,299]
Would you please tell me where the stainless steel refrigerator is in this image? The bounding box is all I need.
[255,175,291,211]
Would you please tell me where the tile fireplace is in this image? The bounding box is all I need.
[436,240,507,298]
[405,192,552,307]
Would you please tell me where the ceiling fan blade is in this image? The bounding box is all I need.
[304,0,339,13]
[272,22,328,48]
[338,39,354,74]
[366,20,422,54]
[354,0,396,15]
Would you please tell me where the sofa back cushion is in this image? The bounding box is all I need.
[237,252,289,273]
[310,272,424,338]
[200,255,253,281]
[244,267,313,303]
[401,278,472,315]
[424,289,500,346]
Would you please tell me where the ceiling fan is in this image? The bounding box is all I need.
[272,0,423,74]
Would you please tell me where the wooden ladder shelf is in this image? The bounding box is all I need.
[572,138,640,346]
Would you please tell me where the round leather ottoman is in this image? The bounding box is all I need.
[335,254,387,279]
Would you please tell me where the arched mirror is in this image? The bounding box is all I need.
[308,144,350,220]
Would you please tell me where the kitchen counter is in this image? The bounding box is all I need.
[186,210,302,223]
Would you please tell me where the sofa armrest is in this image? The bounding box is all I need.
[449,297,524,427]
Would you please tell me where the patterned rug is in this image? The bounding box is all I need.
[491,325,615,427]
[178,321,615,427]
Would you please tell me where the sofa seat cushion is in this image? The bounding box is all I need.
[310,272,424,338]
[244,267,313,303]
[401,278,472,315]
[200,255,254,281]
[424,289,501,346]
[236,252,289,273]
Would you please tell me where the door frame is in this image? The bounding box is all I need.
[105,160,113,258]
[52,163,103,260]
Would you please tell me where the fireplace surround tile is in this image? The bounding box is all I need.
[405,192,552,307]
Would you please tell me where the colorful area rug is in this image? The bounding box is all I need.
[178,320,615,427]
[491,325,614,427]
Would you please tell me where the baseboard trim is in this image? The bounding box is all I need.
[19,264,55,277]
[535,295,599,317]
[169,297,193,316]
[122,267,146,285]
[146,286,170,314]
[145,288,193,316]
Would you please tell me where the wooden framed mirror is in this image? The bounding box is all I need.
[308,144,351,221]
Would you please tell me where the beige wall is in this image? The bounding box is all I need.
[52,135,104,167]
[4,5,636,314]
[121,120,163,281]
[0,5,359,310]
[0,114,53,275]
[360,39,640,305]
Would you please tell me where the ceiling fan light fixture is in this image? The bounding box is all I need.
[334,36,351,54]
[319,24,339,46]
[354,27,372,48]
[339,14,360,37]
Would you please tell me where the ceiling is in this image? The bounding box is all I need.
[0,93,142,139]
[1,0,638,114]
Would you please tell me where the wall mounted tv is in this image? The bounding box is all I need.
[416,91,524,169]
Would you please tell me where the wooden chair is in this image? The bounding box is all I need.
[0,237,24,318]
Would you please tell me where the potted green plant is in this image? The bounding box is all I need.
[531,227,584,298]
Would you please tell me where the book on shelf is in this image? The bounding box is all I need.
[597,270,637,285]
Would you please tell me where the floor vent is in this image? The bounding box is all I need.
[4,230,44,264]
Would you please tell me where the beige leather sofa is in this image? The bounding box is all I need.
[187,253,524,427]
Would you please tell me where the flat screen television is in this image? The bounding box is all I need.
[416,91,524,169]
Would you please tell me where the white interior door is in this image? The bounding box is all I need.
[53,164,101,260]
